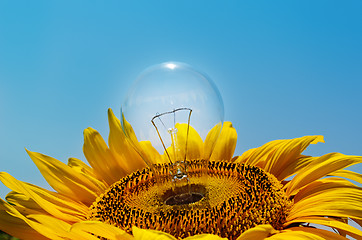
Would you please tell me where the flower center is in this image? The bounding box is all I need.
[88,161,292,240]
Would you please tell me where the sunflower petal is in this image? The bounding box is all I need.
[285,217,362,239]
[329,169,362,185]
[233,148,256,164]
[139,141,165,164]
[67,157,95,176]
[267,227,348,240]
[288,179,362,221]
[29,214,101,240]
[236,139,281,167]
[236,224,277,239]
[209,122,237,162]
[277,155,316,181]
[184,234,227,239]
[72,221,134,240]
[108,109,147,171]
[132,226,177,240]
[176,123,204,160]
[292,177,356,203]
[203,123,222,160]
[27,149,102,204]
[264,136,324,179]
[5,191,45,215]
[0,172,87,222]
[286,153,362,196]
[121,114,161,166]
[0,199,50,240]
[6,191,41,210]
[83,127,128,185]
[68,158,108,191]
[235,136,323,179]
[160,123,203,162]
[0,199,63,240]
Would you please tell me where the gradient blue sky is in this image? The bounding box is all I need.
[0,1,361,201]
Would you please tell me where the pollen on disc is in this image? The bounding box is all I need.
[88,161,292,240]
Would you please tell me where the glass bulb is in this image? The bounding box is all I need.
[121,62,224,204]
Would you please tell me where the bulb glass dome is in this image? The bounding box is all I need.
[121,62,224,204]
[122,62,223,156]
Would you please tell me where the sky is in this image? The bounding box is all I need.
[0,0,361,206]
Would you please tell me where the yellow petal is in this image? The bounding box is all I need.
[0,172,87,222]
[121,114,161,166]
[288,179,362,221]
[235,136,324,180]
[276,155,316,181]
[0,199,49,240]
[6,191,41,210]
[68,157,98,179]
[83,127,128,185]
[132,226,177,240]
[233,148,257,164]
[72,221,134,240]
[184,234,227,239]
[264,136,324,179]
[6,191,44,215]
[139,141,165,164]
[268,227,349,240]
[27,149,102,204]
[175,123,204,161]
[108,109,147,172]
[286,153,362,196]
[237,139,284,167]
[161,123,204,163]
[236,224,277,240]
[29,214,100,240]
[203,123,222,160]
[0,199,64,240]
[329,169,362,185]
[68,157,108,192]
[285,217,362,239]
[209,122,237,162]
[292,177,356,203]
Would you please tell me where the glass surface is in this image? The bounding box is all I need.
[121,61,224,163]
[121,62,224,202]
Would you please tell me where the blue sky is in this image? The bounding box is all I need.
[0,0,361,201]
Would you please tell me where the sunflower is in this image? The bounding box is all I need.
[0,109,361,240]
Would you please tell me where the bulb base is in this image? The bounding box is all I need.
[164,192,204,206]
[153,160,209,205]
[161,183,207,206]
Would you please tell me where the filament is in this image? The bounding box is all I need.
[151,107,192,163]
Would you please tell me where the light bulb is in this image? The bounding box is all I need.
[121,62,224,205]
